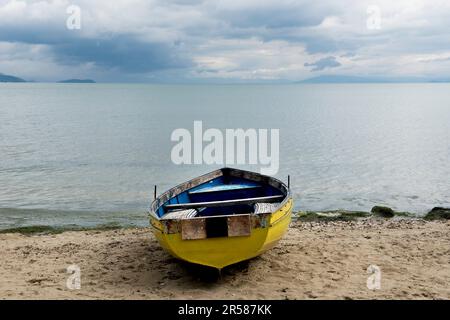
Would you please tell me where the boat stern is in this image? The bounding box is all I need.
[149,198,293,269]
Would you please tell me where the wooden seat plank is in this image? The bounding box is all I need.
[165,195,284,210]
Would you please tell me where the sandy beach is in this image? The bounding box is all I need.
[1,218,449,300]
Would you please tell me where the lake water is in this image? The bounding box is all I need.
[1,83,449,229]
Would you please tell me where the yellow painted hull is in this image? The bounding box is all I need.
[150,198,293,269]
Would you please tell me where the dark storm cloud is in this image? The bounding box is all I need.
[52,36,191,73]
[216,6,327,29]
[0,27,191,73]
[210,1,341,50]
[0,25,63,45]
[304,56,341,71]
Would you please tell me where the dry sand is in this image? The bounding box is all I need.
[1,218,449,299]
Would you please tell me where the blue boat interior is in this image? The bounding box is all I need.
[157,175,285,218]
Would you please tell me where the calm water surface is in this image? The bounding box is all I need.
[1,83,449,228]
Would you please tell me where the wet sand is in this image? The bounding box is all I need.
[0,218,449,299]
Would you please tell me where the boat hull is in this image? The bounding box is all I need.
[150,198,293,269]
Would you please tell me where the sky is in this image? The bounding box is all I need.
[1,0,450,82]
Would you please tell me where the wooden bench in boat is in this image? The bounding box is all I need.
[161,209,198,220]
[164,195,284,210]
[253,202,282,214]
[161,202,282,220]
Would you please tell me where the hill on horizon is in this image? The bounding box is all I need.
[299,74,450,83]
[0,73,26,83]
[58,79,96,83]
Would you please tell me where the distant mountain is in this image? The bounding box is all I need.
[0,73,26,83]
[429,79,450,83]
[59,79,96,83]
[299,75,450,84]
[299,75,393,83]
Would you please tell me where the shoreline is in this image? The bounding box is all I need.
[1,206,448,235]
[0,217,449,299]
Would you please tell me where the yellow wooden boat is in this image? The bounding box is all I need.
[149,168,293,269]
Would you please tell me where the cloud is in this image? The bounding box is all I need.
[211,0,340,29]
[1,0,450,81]
[192,38,309,80]
[304,56,341,71]
[52,36,191,73]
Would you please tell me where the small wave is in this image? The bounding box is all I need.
[0,207,148,230]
